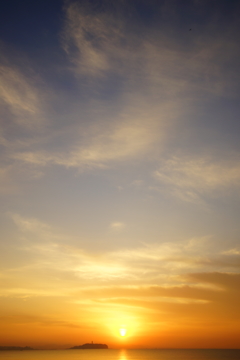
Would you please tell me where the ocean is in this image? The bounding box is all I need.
[0,349,240,360]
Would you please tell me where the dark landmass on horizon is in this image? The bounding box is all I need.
[69,343,108,349]
[0,346,34,351]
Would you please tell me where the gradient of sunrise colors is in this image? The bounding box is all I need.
[1,0,240,350]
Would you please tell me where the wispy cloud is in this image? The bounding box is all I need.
[13,102,165,169]
[0,65,44,129]
[6,214,235,290]
[2,1,238,178]
[4,2,236,182]
[187,272,240,291]
[62,1,239,98]
[63,2,121,76]
[110,222,126,231]
[154,155,240,202]
[221,248,240,255]
[8,214,239,283]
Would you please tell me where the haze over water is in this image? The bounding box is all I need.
[1,350,240,360]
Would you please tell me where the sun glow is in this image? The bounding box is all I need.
[119,328,127,336]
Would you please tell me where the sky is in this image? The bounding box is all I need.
[1,0,240,350]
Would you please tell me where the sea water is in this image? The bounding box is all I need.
[0,349,240,360]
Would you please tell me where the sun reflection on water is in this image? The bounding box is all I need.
[119,350,128,360]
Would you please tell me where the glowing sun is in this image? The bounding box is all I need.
[119,328,127,336]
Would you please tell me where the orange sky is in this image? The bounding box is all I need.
[1,271,240,348]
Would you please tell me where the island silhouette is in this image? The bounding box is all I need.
[69,343,108,349]
[0,343,108,351]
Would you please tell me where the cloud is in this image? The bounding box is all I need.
[154,155,240,202]
[2,213,240,330]
[13,102,165,169]
[0,65,43,129]
[0,313,81,329]
[113,236,212,261]
[221,248,240,255]
[0,215,205,291]
[63,1,120,76]
[8,214,238,287]
[187,272,240,292]
[1,0,239,178]
[6,214,130,284]
[62,0,240,97]
[4,0,237,179]
[3,1,238,177]
[110,222,126,231]
[11,213,62,243]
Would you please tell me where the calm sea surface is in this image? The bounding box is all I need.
[0,349,240,360]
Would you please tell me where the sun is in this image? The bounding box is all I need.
[119,328,127,336]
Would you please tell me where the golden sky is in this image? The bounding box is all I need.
[0,0,240,349]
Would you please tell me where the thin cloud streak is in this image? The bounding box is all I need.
[13,115,162,169]
[154,155,240,202]
[0,65,44,129]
